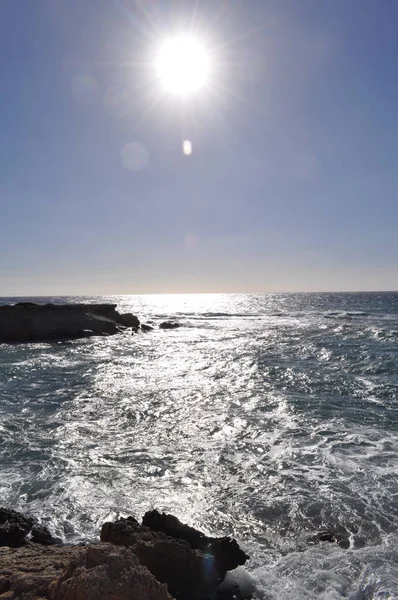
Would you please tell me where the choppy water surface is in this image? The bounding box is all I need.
[1,292,398,599]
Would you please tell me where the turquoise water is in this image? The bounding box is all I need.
[1,292,398,598]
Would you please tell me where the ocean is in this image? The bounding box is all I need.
[0,292,397,599]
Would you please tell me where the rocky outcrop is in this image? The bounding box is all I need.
[31,525,55,546]
[143,510,249,574]
[0,543,79,599]
[52,544,173,600]
[0,303,140,343]
[0,508,249,600]
[0,508,35,548]
[116,312,140,330]
[159,322,180,330]
[101,512,249,600]
[0,508,54,548]
[0,543,172,600]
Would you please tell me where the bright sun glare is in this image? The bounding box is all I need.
[156,35,210,96]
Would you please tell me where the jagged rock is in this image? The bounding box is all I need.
[101,513,249,600]
[0,543,78,599]
[0,303,140,343]
[117,313,140,330]
[101,518,216,600]
[52,544,173,600]
[31,524,55,546]
[0,509,57,548]
[0,508,249,600]
[0,509,35,547]
[141,324,154,332]
[0,543,172,600]
[143,510,249,574]
[159,322,180,330]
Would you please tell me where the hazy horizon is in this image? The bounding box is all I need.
[1,0,397,294]
[1,285,397,298]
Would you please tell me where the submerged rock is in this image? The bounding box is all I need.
[141,324,154,332]
[307,527,350,549]
[101,511,249,600]
[0,303,140,344]
[159,321,180,330]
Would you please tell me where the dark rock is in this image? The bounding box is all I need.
[101,512,249,600]
[0,303,140,344]
[0,576,11,594]
[0,542,172,600]
[217,586,253,600]
[143,510,202,547]
[53,543,173,600]
[0,508,56,549]
[101,518,216,600]
[31,524,55,546]
[0,508,35,547]
[141,324,154,332]
[308,528,350,549]
[0,522,29,548]
[15,302,38,308]
[0,543,78,599]
[143,510,249,573]
[116,312,140,330]
[159,321,180,330]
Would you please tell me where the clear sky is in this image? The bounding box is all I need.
[1,0,397,295]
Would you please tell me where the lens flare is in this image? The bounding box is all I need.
[120,142,149,171]
[183,140,192,155]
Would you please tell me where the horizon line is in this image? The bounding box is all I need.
[1,290,397,298]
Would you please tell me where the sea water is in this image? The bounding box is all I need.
[0,292,397,599]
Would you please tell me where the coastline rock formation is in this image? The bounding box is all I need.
[0,303,140,343]
[0,543,172,600]
[159,321,180,330]
[0,509,55,548]
[143,510,248,574]
[52,544,173,600]
[0,508,249,600]
[0,543,80,600]
[101,511,249,600]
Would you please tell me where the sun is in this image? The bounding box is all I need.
[155,35,210,96]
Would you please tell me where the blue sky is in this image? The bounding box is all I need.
[1,0,397,294]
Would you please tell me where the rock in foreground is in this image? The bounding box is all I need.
[0,507,249,599]
[143,510,249,574]
[0,543,172,600]
[52,544,173,600]
[0,303,140,343]
[101,511,249,600]
[0,543,78,599]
